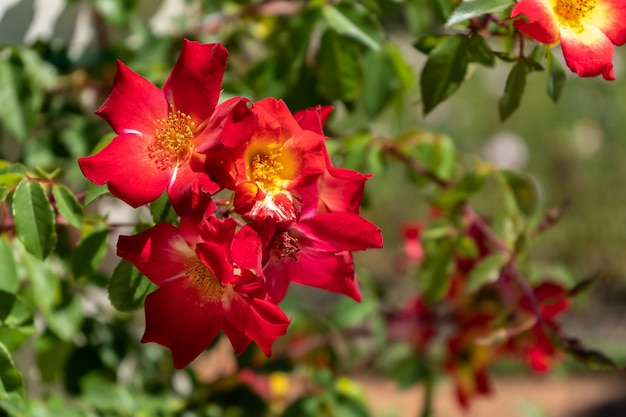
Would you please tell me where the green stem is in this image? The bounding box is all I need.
[420,366,435,417]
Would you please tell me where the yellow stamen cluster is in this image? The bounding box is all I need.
[186,257,224,302]
[250,151,284,192]
[149,106,195,170]
[555,0,596,32]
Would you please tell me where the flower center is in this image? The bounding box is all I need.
[186,257,224,301]
[555,0,595,21]
[149,106,195,170]
[272,231,300,261]
[250,150,284,192]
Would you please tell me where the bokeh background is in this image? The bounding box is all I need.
[2,1,626,416]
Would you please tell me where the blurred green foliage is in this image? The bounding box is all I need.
[1,0,626,416]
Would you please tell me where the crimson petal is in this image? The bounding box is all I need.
[142,278,223,369]
[95,60,168,136]
[163,40,227,123]
[78,133,171,207]
[116,223,194,286]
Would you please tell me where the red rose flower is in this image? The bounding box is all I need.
[511,0,626,79]
[116,218,290,369]
[79,39,254,213]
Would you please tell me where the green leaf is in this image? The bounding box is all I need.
[561,337,618,370]
[455,235,479,258]
[446,0,512,27]
[81,375,136,414]
[84,183,109,206]
[0,341,24,401]
[420,235,454,304]
[70,225,109,281]
[0,163,26,189]
[52,184,84,228]
[465,253,509,294]
[0,239,18,294]
[16,48,56,90]
[93,0,136,26]
[499,60,528,121]
[0,292,15,323]
[360,49,396,117]
[367,145,387,176]
[568,275,598,298]
[526,45,547,71]
[332,391,370,417]
[20,247,81,341]
[413,34,448,55]
[12,180,57,260]
[282,395,323,417]
[468,35,495,67]
[322,5,380,51]
[343,133,372,172]
[150,191,177,224]
[108,260,154,312]
[499,170,540,219]
[35,335,72,383]
[0,55,27,141]
[390,354,428,389]
[331,297,378,329]
[435,166,490,208]
[432,0,455,21]
[317,30,362,102]
[402,131,456,185]
[385,43,414,90]
[0,292,33,331]
[547,50,566,102]
[493,51,519,62]
[420,34,470,115]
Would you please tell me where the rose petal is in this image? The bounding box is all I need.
[142,278,224,369]
[511,0,560,44]
[78,133,171,207]
[195,97,256,153]
[223,287,290,356]
[293,212,383,252]
[116,223,194,285]
[272,250,362,301]
[254,98,305,141]
[95,60,168,136]
[168,157,219,217]
[318,167,372,214]
[294,105,333,135]
[560,23,616,79]
[587,0,626,46]
[162,40,227,123]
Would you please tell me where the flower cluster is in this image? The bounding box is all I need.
[389,216,570,409]
[79,40,383,369]
[511,0,626,80]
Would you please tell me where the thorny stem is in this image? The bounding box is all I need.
[200,1,304,34]
[509,265,552,329]
[379,140,451,188]
[380,135,568,371]
[517,29,526,59]
[531,199,571,237]
[462,203,510,253]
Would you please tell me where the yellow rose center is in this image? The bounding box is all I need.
[186,257,224,302]
[555,0,596,20]
[250,150,284,192]
[149,106,195,170]
[555,0,596,32]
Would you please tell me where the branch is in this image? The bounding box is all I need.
[379,140,451,188]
